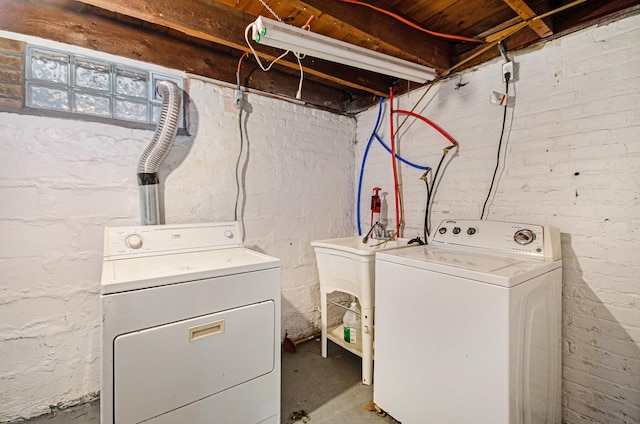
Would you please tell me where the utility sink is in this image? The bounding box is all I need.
[311,236,410,257]
[311,236,411,306]
[310,236,412,385]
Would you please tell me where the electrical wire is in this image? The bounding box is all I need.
[244,18,313,99]
[358,97,457,236]
[426,154,445,238]
[421,172,431,243]
[294,16,315,99]
[394,0,588,131]
[294,54,304,99]
[388,105,459,243]
[421,144,455,243]
[301,15,315,30]
[237,52,248,74]
[340,0,484,44]
[244,23,292,72]
[394,78,439,138]
[480,73,510,220]
[356,97,431,235]
[234,54,249,223]
[359,0,584,238]
[234,105,245,223]
[395,107,457,244]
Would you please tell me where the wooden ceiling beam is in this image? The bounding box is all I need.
[553,0,640,31]
[453,0,640,73]
[454,26,539,73]
[73,0,394,97]
[0,0,359,112]
[501,0,553,38]
[458,0,640,68]
[253,0,452,71]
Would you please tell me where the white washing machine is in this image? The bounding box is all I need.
[100,222,280,424]
[374,219,562,424]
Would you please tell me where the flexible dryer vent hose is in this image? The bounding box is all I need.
[137,80,183,225]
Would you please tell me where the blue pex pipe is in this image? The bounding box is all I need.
[357,97,384,235]
[357,98,428,235]
[374,134,428,170]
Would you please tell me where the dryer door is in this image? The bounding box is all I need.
[113,300,275,423]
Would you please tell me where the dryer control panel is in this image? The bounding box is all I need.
[104,221,242,259]
[430,219,561,261]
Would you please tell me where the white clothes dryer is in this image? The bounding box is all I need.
[374,219,562,424]
[100,222,280,424]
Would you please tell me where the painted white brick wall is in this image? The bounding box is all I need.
[356,15,640,424]
[0,79,355,421]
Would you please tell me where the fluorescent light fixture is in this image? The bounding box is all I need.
[251,16,436,83]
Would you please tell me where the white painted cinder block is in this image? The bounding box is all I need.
[0,77,355,420]
[1,13,639,424]
[355,14,640,424]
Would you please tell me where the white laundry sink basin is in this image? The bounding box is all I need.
[311,235,413,385]
[312,236,410,257]
[310,236,412,308]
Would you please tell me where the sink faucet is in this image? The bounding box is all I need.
[362,222,385,243]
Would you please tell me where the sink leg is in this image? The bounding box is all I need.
[321,291,328,358]
[361,306,374,385]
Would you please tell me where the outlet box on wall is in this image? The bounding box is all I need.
[502,61,519,83]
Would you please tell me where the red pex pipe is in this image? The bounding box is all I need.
[394,109,457,146]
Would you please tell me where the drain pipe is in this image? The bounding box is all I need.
[137,80,183,225]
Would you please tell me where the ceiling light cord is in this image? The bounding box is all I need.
[295,54,304,99]
[244,23,291,71]
[244,18,312,99]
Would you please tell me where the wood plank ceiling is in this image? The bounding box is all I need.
[2,0,639,113]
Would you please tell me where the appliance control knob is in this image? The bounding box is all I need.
[514,229,535,245]
[452,227,461,235]
[438,227,447,234]
[467,227,477,235]
[125,234,143,249]
[224,230,234,239]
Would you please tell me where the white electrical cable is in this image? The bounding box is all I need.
[244,23,290,72]
[295,54,304,99]
[244,22,306,99]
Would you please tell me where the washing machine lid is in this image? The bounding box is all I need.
[101,247,279,294]
[376,246,561,287]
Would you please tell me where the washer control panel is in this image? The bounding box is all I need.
[431,219,561,260]
[104,222,242,259]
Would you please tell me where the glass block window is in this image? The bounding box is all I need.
[25,45,185,128]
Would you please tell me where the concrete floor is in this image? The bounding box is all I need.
[19,339,397,424]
